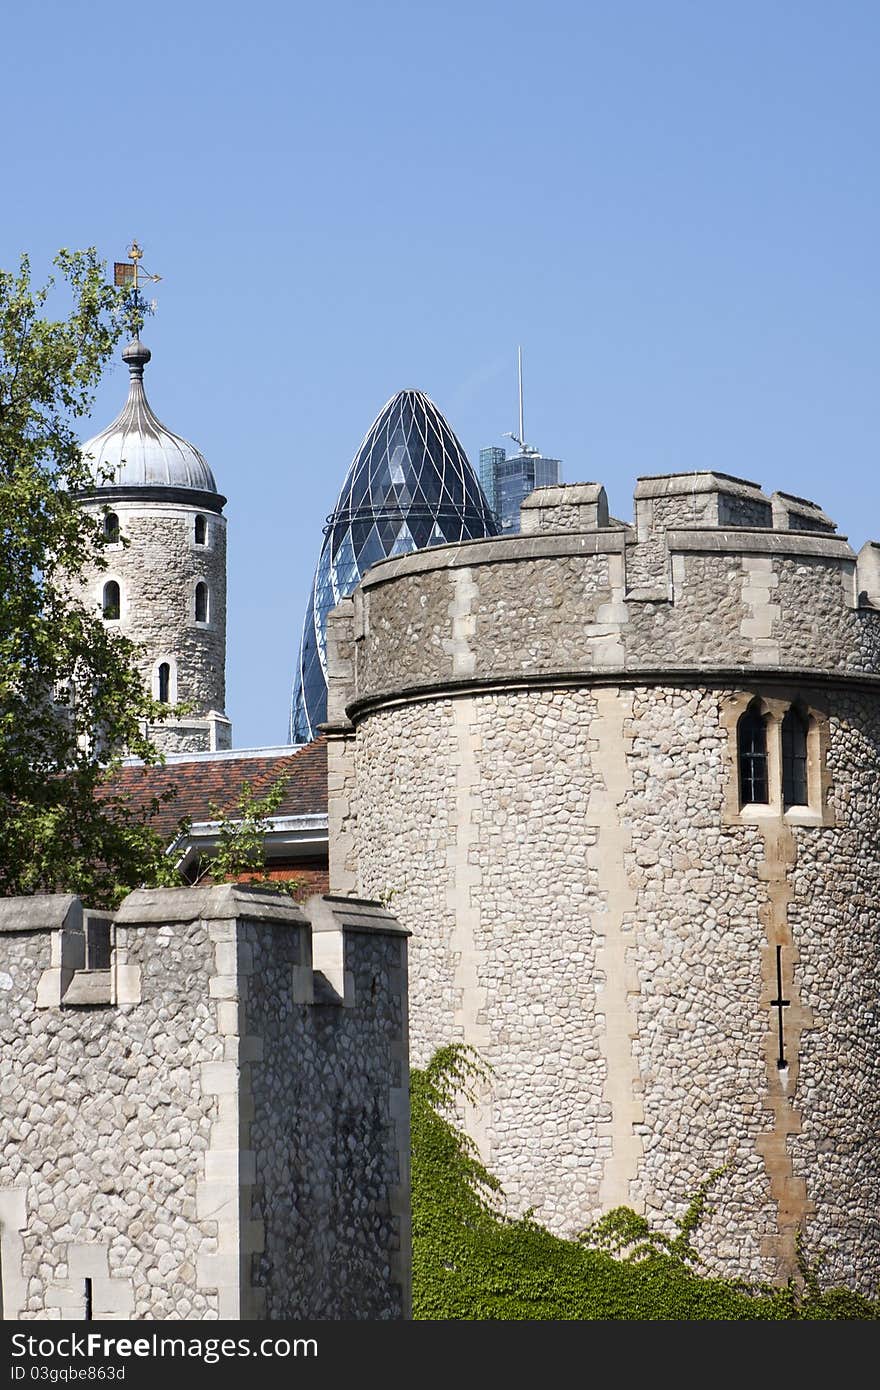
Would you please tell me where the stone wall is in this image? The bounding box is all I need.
[345,682,880,1292]
[0,886,409,1321]
[325,472,880,1295]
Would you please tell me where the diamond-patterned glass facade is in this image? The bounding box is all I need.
[290,389,499,743]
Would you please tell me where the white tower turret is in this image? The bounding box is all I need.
[78,330,231,753]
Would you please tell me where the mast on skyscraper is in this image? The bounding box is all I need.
[504,345,538,456]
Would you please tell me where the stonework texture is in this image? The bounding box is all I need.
[0,887,409,1320]
[75,499,229,754]
[326,472,880,1295]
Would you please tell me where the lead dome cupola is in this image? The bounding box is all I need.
[80,335,218,493]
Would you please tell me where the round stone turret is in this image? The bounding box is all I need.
[325,470,880,1295]
[76,337,231,754]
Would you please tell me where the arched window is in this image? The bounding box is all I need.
[194,514,207,545]
[158,663,171,704]
[738,704,768,805]
[195,582,209,623]
[782,707,809,808]
[103,512,119,543]
[102,580,120,621]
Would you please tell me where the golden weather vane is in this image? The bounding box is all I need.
[113,240,162,292]
[113,241,162,336]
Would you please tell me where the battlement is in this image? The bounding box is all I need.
[0,886,410,1320]
[324,473,880,720]
[523,472,838,540]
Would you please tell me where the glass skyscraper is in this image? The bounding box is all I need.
[479,446,505,517]
[290,389,499,743]
[480,446,562,534]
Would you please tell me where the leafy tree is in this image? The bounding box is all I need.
[0,249,178,906]
[193,776,301,896]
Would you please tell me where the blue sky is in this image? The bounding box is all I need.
[3,1,879,747]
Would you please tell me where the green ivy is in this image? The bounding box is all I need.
[411,1045,879,1321]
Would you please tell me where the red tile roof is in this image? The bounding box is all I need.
[102,739,327,846]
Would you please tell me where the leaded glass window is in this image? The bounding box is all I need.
[738,706,768,805]
[782,707,809,808]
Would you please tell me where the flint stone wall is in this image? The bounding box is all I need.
[0,886,409,1321]
[74,500,229,754]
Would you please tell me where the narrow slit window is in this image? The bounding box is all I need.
[102,580,120,620]
[738,705,768,805]
[85,919,112,971]
[158,662,171,704]
[195,582,208,623]
[782,707,809,808]
[194,514,207,545]
[103,511,119,543]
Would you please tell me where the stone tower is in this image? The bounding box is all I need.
[325,472,880,1295]
[78,336,231,753]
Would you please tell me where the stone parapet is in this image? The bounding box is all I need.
[0,886,409,1321]
[325,476,880,719]
[520,483,610,533]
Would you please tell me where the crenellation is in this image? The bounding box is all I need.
[0,886,410,1320]
[519,483,610,533]
[771,491,837,533]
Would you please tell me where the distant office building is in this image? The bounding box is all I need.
[493,447,562,534]
[479,446,505,516]
[479,445,562,534]
[481,348,562,533]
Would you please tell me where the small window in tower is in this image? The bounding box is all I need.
[194,514,207,545]
[103,511,119,543]
[158,663,171,704]
[782,707,809,808]
[195,582,209,623]
[737,703,768,805]
[102,581,120,621]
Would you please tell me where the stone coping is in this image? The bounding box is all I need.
[114,883,309,926]
[113,887,406,937]
[359,529,632,589]
[634,471,766,500]
[356,524,856,593]
[521,483,605,508]
[0,887,404,935]
[0,894,80,935]
[771,491,836,529]
[305,893,410,937]
[667,528,854,559]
